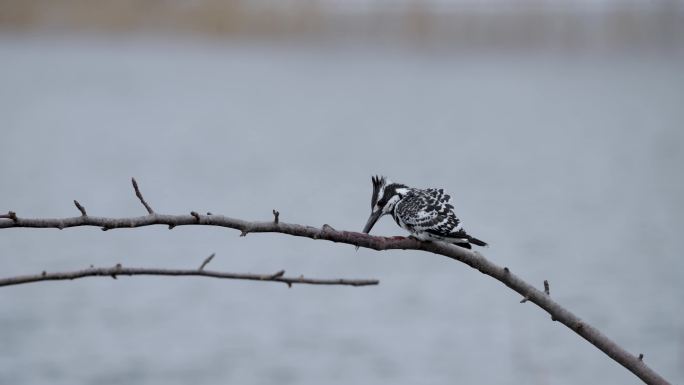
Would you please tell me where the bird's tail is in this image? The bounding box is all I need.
[452,234,488,248]
[467,235,488,247]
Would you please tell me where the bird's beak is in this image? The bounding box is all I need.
[362,210,383,235]
[357,210,382,251]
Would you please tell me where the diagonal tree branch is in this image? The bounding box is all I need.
[0,264,379,288]
[0,178,671,385]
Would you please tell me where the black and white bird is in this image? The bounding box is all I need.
[362,176,487,249]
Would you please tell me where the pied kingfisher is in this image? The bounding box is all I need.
[362,176,487,249]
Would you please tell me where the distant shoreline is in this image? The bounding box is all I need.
[1,1,682,52]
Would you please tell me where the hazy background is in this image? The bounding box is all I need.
[1,1,683,384]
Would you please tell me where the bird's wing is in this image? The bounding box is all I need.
[396,189,462,235]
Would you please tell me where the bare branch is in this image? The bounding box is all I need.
[0,264,379,288]
[131,177,154,214]
[198,253,215,271]
[73,200,87,216]
[0,209,670,384]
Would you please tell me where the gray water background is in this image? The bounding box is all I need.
[1,35,683,384]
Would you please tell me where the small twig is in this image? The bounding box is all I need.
[111,263,122,279]
[639,354,644,361]
[544,280,556,320]
[272,209,279,224]
[520,296,530,304]
[191,211,200,221]
[199,253,216,271]
[0,211,18,222]
[267,270,285,279]
[0,266,380,288]
[131,177,154,214]
[73,200,87,216]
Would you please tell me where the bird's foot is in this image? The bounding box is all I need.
[386,235,408,240]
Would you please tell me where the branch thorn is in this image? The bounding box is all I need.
[638,353,644,361]
[547,280,555,319]
[191,211,200,221]
[272,209,279,224]
[111,263,122,279]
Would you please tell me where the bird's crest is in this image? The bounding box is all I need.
[370,175,386,208]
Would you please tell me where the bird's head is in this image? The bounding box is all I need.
[362,175,408,234]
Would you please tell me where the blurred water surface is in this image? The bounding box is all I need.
[0,35,683,384]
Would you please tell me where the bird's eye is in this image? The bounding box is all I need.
[378,190,394,207]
